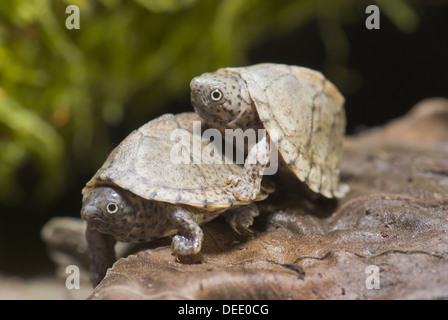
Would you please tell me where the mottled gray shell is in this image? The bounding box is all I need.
[221,63,346,198]
[82,113,269,209]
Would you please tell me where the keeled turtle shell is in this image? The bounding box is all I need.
[82,112,269,209]
[220,63,346,198]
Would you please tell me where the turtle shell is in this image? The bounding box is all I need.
[82,112,270,209]
[220,63,346,198]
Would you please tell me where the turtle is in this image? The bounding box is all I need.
[190,63,349,201]
[80,112,272,286]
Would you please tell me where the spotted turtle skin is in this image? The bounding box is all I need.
[190,63,348,200]
[81,112,271,286]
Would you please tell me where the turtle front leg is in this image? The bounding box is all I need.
[166,206,204,259]
[227,136,271,201]
[223,203,259,234]
[85,228,116,287]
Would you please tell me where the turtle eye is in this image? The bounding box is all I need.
[210,89,223,102]
[106,202,119,214]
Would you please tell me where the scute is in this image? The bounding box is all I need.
[83,113,269,208]
[223,63,346,198]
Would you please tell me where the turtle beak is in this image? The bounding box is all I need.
[189,76,201,92]
[189,77,203,106]
[81,205,101,228]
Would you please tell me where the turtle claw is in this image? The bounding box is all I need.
[223,204,259,235]
[226,174,241,185]
[227,219,255,235]
[226,217,243,235]
[240,225,254,234]
[173,246,180,262]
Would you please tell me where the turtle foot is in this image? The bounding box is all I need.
[223,203,259,234]
[226,174,261,202]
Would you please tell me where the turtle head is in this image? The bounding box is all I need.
[190,70,256,132]
[81,186,136,238]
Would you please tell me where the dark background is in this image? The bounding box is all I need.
[250,6,448,134]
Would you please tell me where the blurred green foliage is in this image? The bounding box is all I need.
[0,0,419,208]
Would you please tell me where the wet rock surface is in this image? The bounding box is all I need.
[43,98,448,299]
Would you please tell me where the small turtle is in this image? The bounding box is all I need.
[81,112,272,286]
[190,63,348,201]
